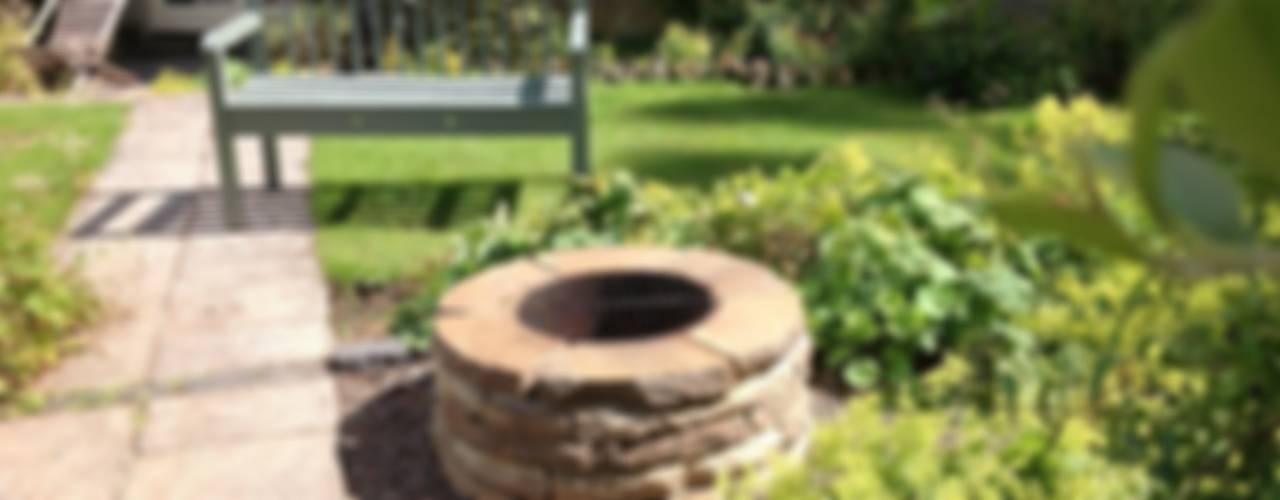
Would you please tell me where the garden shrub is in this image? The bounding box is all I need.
[1016,263,1280,498]
[737,259,1280,498]
[845,0,1201,104]
[0,6,41,96]
[647,0,1200,103]
[0,207,96,405]
[394,141,1047,400]
[656,22,714,80]
[988,1,1280,492]
[728,360,1152,500]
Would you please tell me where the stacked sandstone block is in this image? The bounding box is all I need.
[431,248,813,499]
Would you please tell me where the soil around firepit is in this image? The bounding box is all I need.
[336,362,463,500]
[334,353,847,500]
[330,282,418,345]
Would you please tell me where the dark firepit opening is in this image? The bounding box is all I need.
[519,272,714,341]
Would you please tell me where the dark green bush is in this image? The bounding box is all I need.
[674,0,1200,104]
[394,141,1048,400]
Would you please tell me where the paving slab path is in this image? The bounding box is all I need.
[0,96,347,500]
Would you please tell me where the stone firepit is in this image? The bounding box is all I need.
[432,247,811,499]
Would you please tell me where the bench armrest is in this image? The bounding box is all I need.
[203,12,262,105]
[568,0,590,57]
[201,12,263,55]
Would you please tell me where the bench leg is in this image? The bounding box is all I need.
[571,125,590,177]
[262,134,282,191]
[213,127,246,229]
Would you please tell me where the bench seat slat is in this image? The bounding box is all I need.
[229,75,572,109]
[240,74,571,89]
[225,107,576,135]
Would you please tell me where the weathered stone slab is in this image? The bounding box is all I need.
[151,322,332,381]
[432,416,549,499]
[123,434,346,500]
[438,334,811,444]
[41,238,182,393]
[179,233,317,265]
[164,277,328,334]
[0,407,133,500]
[436,248,807,409]
[548,463,686,500]
[55,238,182,314]
[141,376,337,453]
[37,317,159,393]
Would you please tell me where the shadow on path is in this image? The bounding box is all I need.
[69,180,530,239]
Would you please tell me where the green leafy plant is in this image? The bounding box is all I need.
[729,364,1152,499]
[394,142,1044,400]
[149,68,203,95]
[1019,265,1280,498]
[657,22,714,80]
[980,0,1280,495]
[0,6,41,96]
[0,207,96,405]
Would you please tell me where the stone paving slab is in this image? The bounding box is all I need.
[123,434,347,500]
[3,96,347,500]
[57,239,184,309]
[37,317,160,394]
[151,322,333,382]
[180,233,318,262]
[0,407,134,500]
[163,278,330,335]
[141,377,337,453]
[41,229,184,394]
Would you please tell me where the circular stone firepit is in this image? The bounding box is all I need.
[432,247,811,499]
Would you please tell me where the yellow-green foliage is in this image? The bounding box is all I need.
[380,36,408,72]
[416,43,464,75]
[0,12,41,96]
[1027,266,1280,498]
[149,68,202,95]
[987,96,1129,193]
[731,368,1151,499]
[270,59,296,75]
[0,209,96,403]
[985,90,1280,496]
[658,22,713,78]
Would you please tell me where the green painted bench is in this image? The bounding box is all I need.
[201,0,590,227]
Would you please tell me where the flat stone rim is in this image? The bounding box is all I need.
[433,246,806,407]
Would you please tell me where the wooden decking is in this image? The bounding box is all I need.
[42,0,130,67]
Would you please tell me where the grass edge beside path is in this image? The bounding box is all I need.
[1,101,128,408]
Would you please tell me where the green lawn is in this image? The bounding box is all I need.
[311,82,988,285]
[0,103,128,232]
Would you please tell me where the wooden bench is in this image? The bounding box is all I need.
[201,0,590,227]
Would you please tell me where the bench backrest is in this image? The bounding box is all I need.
[247,0,579,76]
